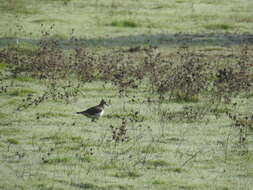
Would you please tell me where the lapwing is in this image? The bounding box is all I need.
[76,99,108,122]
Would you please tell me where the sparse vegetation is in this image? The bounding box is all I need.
[0,0,253,190]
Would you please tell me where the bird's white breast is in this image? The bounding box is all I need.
[98,110,104,117]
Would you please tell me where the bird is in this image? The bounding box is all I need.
[76,99,108,122]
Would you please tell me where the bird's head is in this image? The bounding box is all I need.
[99,99,109,107]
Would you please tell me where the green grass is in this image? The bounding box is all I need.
[45,156,70,164]
[37,112,69,118]
[0,128,21,136]
[0,112,9,119]
[146,160,171,168]
[7,138,19,144]
[0,44,252,189]
[0,0,253,190]
[204,23,235,30]
[113,171,142,178]
[110,20,139,28]
[7,89,36,96]
[0,0,41,15]
[153,4,178,9]
[15,76,34,82]
[0,63,7,70]
[0,0,252,39]
[0,65,252,189]
[31,18,68,24]
[0,80,252,190]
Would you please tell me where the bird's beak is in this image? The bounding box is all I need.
[105,100,111,106]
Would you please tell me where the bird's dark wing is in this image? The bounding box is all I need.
[83,106,102,115]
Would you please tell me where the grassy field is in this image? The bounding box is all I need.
[0,0,253,190]
[0,0,253,41]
